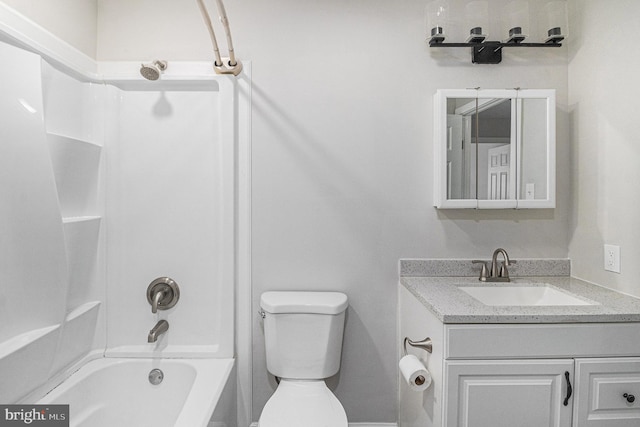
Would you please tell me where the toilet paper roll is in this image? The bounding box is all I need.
[399,354,432,392]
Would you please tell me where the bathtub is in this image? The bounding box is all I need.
[38,357,235,427]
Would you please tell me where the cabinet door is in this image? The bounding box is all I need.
[574,358,640,426]
[444,359,574,427]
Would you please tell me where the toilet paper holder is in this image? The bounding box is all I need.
[403,336,433,355]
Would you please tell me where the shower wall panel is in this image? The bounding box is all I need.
[0,41,68,402]
[105,83,233,357]
[0,40,106,402]
[41,61,106,373]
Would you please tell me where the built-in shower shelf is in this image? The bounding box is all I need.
[0,324,61,403]
[62,216,101,224]
[62,217,101,311]
[0,325,60,359]
[47,132,102,218]
[46,133,102,148]
[66,301,101,321]
[52,301,101,373]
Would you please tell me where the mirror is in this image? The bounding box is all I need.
[434,89,555,209]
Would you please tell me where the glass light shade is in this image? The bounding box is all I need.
[502,0,530,43]
[465,1,489,42]
[426,0,448,42]
[542,1,567,42]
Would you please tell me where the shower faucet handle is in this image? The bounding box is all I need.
[147,277,180,313]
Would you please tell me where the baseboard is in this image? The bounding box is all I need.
[349,424,398,427]
[249,423,398,427]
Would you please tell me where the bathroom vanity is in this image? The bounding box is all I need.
[398,261,640,427]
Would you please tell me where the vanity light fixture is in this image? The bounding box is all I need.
[465,1,488,43]
[426,0,447,44]
[426,0,566,64]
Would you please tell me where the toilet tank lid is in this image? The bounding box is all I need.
[261,291,348,315]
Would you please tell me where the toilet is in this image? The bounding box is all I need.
[258,291,349,427]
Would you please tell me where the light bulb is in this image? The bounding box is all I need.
[426,0,448,43]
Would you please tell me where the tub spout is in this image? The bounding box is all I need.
[148,319,169,343]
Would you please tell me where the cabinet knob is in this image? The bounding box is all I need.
[623,393,635,403]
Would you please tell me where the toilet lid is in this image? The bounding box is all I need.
[259,380,348,427]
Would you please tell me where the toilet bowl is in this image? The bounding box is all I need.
[258,380,347,427]
[258,291,349,427]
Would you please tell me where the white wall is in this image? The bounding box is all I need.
[1,0,97,58]
[567,0,640,298]
[98,0,570,423]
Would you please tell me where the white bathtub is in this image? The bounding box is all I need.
[38,357,235,427]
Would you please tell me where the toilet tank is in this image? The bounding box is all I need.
[260,291,348,380]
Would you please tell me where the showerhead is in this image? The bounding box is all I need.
[140,60,167,81]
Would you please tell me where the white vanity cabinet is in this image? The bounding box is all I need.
[398,285,640,427]
[573,358,640,426]
[445,359,573,427]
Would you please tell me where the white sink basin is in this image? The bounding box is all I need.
[459,285,598,306]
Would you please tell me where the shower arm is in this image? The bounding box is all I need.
[197,0,243,75]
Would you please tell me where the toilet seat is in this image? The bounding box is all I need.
[258,380,348,427]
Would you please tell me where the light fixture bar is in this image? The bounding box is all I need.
[425,0,567,64]
[429,39,562,64]
[429,41,563,47]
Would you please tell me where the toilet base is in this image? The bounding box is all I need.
[258,379,348,427]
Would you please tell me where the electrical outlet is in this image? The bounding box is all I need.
[604,244,621,273]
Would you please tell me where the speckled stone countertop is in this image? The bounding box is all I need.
[400,260,640,323]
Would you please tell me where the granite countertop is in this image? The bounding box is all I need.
[401,276,640,324]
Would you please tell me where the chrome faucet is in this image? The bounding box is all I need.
[473,248,515,282]
[148,319,169,343]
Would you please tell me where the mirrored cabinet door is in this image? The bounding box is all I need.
[434,89,555,209]
[446,95,477,202]
[515,95,555,208]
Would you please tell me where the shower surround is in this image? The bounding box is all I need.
[0,10,239,422]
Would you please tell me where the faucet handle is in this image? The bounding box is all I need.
[147,277,180,314]
[499,261,509,278]
[498,259,517,278]
[472,260,488,282]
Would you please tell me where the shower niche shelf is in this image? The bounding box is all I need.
[0,324,61,403]
[47,132,102,219]
[51,301,101,373]
[62,217,101,311]
[47,132,101,148]
[41,61,105,144]
[62,216,102,224]
[47,129,103,365]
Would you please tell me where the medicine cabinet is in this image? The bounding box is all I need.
[433,89,555,209]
